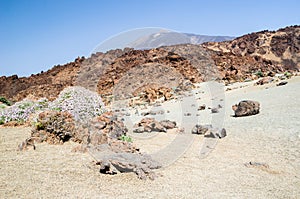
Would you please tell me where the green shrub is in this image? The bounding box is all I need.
[284,71,292,78]
[18,102,34,110]
[0,97,11,106]
[255,70,264,77]
[0,104,7,109]
[51,107,62,111]
[0,116,5,125]
[34,121,44,130]
[119,135,133,142]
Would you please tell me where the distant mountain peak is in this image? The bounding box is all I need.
[127,31,235,50]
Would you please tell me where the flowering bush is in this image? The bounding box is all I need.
[0,98,48,124]
[49,86,105,122]
[0,86,105,125]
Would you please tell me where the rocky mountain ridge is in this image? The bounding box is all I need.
[0,25,299,103]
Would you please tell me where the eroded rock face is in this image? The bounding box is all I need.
[30,111,76,145]
[22,111,129,147]
[1,26,299,104]
[203,25,300,84]
[94,147,161,180]
[232,100,260,117]
[0,57,85,102]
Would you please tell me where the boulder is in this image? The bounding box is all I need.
[211,107,219,113]
[160,120,177,129]
[276,81,288,86]
[191,124,226,139]
[95,150,161,180]
[198,104,206,111]
[232,100,260,117]
[191,124,212,135]
[255,77,274,85]
[133,118,176,133]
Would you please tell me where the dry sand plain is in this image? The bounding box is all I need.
[1,77,300,198]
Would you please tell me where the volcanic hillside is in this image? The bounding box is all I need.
[0,25,299,103]
[203,25,300,82]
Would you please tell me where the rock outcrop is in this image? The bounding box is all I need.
[203,25,300,83]
[0,57,85,102]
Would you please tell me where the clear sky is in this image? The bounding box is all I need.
[0,0,299,77]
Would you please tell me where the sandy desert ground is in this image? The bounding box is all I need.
[1,77,300,198]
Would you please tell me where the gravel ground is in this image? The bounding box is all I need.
[1,77,299,198]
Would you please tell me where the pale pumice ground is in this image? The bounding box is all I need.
[0,76,299,198]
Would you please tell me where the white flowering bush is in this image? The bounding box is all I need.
[0,98,48,124]
[49,86,105,122]
[0,86,105,125]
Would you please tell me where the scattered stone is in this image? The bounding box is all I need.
[198,104,206,111]
[133,126,146,133]
[149,110,165,115]
[276,81,288,86]
[133,118,176,133]
[18,138,36,151]
[211,107,219,113]
[275,73,287,80]
[184,113,192,116]
[191,124,212,134]
[191,124,226,139]
[232,100,260,117]
[255,77,274,85]
[153,103,162,107]
[141,109,165,116]
[160,120,177,129]
[141,112,149,116]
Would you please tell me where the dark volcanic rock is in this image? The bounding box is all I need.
[255,77,274,85]
[191,124,226,139]
[198,104,206,110]
[133,118,176,133]
[276,81,288,86]
[211,107,219,113]
[232,100,260,117]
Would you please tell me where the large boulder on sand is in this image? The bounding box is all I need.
[232,100,260,117]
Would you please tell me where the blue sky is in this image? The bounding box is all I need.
[0,0,299,77]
